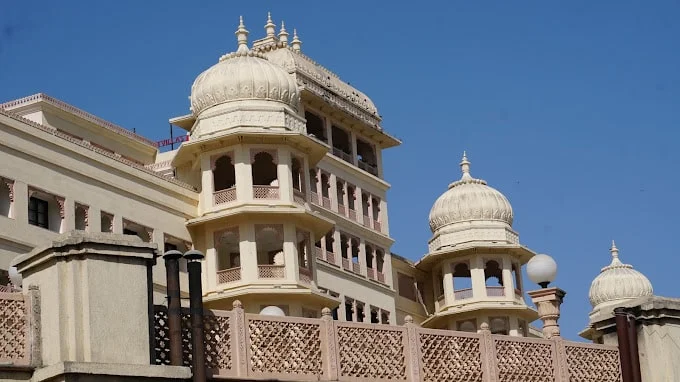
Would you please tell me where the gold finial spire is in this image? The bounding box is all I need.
[278,21,289,45]
[235,16,249,52]
[291,28,302,52]
[460,151,472,180]
[265,12,276,37]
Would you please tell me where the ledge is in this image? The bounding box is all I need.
[31,362,191,382]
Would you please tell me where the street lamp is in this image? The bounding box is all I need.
[526,254,565,339]
[527,254,558,288]
[260,306,286,316]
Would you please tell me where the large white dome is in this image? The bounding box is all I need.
[189,18,299,116]
[588,241,653,309]
[428,153,513,234]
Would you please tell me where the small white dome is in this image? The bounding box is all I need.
[189,18,299,116]
[428,153,513,234]
[588,241,653,309]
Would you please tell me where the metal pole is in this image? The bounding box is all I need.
[186,250,206,382]
[170,123,174,150]
[626,312,642,382]
[163,250,183,366]
[614,308,634,382]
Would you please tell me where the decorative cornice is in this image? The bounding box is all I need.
[0,93,157,147]
[0,108,197,191]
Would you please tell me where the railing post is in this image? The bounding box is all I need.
[27,284,42,368]
[321,307,338,381]
[479,322,498,382]
[553,337,570,382]
[403,316,421,382]
[231,300,248,377]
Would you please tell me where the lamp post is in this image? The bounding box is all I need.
[184,249,206,382]
[162,250,183,366]
[526,254,565,339]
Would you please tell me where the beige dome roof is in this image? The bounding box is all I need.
[588,241,653,309]
[190,18,299,116]
[428,153,513,233]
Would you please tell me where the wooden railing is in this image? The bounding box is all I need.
[152,302,623,382]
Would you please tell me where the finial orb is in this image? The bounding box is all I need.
[232,300,243,309]
[527,254,558,288]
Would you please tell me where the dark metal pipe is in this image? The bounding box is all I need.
[615,308,634,382]
[163,250,183,366]
[627,312,642,382]
[187,252,206,382]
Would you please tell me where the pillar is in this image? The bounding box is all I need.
[283,224,299,281]
[502,257,514,299]
[239,224,258,281]
[14,181,28,224]
[277,148,293,202]
[443,261,454,305]
[205,231,217,290]
[88,207,102,232]
[332,230,342,266]
[200,154,212,213]
[470,256,487,299]
[350,130,358,165]
[329,173,338,211]
[112,214,123,234]
[62,198,75,232]
[235,146,253,202]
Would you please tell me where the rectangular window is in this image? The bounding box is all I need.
[397,273,417,301]
[28,197,49,229]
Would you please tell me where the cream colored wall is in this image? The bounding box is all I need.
[391,256,428,325]
[637,322,680,381]
[0,113,198,296]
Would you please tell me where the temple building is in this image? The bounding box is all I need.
[0,13,678,382]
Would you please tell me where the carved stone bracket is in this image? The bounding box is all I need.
[55,197,65,219]
[2,178,14,202]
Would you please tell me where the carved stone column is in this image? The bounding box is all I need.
[527,287,566,339]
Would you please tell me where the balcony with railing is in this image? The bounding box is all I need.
[315,246,336,265]
[258,264,285,279]
[293,189,306,206]
[362,214,372,228]
[367,268,386,284]
[332,147,353,164]
[217,267,241,284]
[253,186,279,200]
[299,267,312,284]
[214,187,237,205]
[358,159,379,176]
[454,288,474,300]
[486,286,506,297]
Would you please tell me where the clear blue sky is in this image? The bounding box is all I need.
[2,1,679,339]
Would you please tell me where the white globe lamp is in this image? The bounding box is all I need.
[259,305,286,317]
[527,254,557,288]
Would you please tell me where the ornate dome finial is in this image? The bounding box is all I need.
[235,16,249,52]
[588,242,653,309]
[265,12,276,37]
[460,151,472,181]
[278,21,289,45]
[291,28,302,52]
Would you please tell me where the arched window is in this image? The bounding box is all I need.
[213,155,236,191]
[75,204,88,231]
[101,212,113,233]
[452,262,473,299]
[484,260,503,286]
[291,157,304,192]
[490,317,509,335]
[251,152,278,186]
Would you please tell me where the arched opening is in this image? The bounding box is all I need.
[213,155,236,191]
[371,196,381,229]
[296,230,310,269]
[251,151,279,199]
[346,185,357,219]
[457,319,477,333]
[490,317,509,335]
[336,179,346,214]
[101,212,113,233]
[484,260,505,297]
[452,262,473,300]
[255,225,285,279]
[350,238,360,273]
[320,173,331,208]
[0,179,11,218]
[305,111,326,142]
[324,231,335,260]
[365,244,374,270]
[75,204,88,231]
[331,125,352,163]
[376,249,385,274]
[356,138,378,176]
[291,157,303,192]
[309,168,319,203]
[340,233,350,270]
[512,263,523,297]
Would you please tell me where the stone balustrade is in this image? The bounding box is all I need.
[0,287,40,369]
[152,302,622,382]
